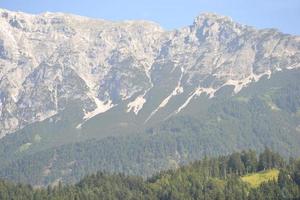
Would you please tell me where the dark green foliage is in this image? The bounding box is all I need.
[293,160,300,185]
[241,150,258,173]
[257,147,285,171]
[0,150,299,200]
[228,153,245,175]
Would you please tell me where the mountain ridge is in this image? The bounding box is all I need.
[1,8,299,138]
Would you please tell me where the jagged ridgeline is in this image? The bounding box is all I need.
[0,150,300,200]
[0,8,300,186]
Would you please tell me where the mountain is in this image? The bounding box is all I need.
[1,9,300,138]
[0,9,300,186]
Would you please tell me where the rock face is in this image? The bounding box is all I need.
[0,9,300,138]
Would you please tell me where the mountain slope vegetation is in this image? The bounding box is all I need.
[0,149,300,200]
[0,69,300,186]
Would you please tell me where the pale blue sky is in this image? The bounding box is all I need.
[0,0,299,35]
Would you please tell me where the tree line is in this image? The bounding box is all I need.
[0,148,300,199]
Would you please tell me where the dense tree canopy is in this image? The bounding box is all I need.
[0,149,299,200]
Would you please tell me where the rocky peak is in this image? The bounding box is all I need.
[191,12,247,40]
[193,12,233,26]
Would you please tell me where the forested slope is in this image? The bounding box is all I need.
[1,69,300,186]
[0,149,300,200]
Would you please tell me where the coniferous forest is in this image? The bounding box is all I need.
[0,149,300,200]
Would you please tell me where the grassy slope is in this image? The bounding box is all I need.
[241,169,279,188]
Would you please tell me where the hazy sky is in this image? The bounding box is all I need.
[0,0,299,35]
